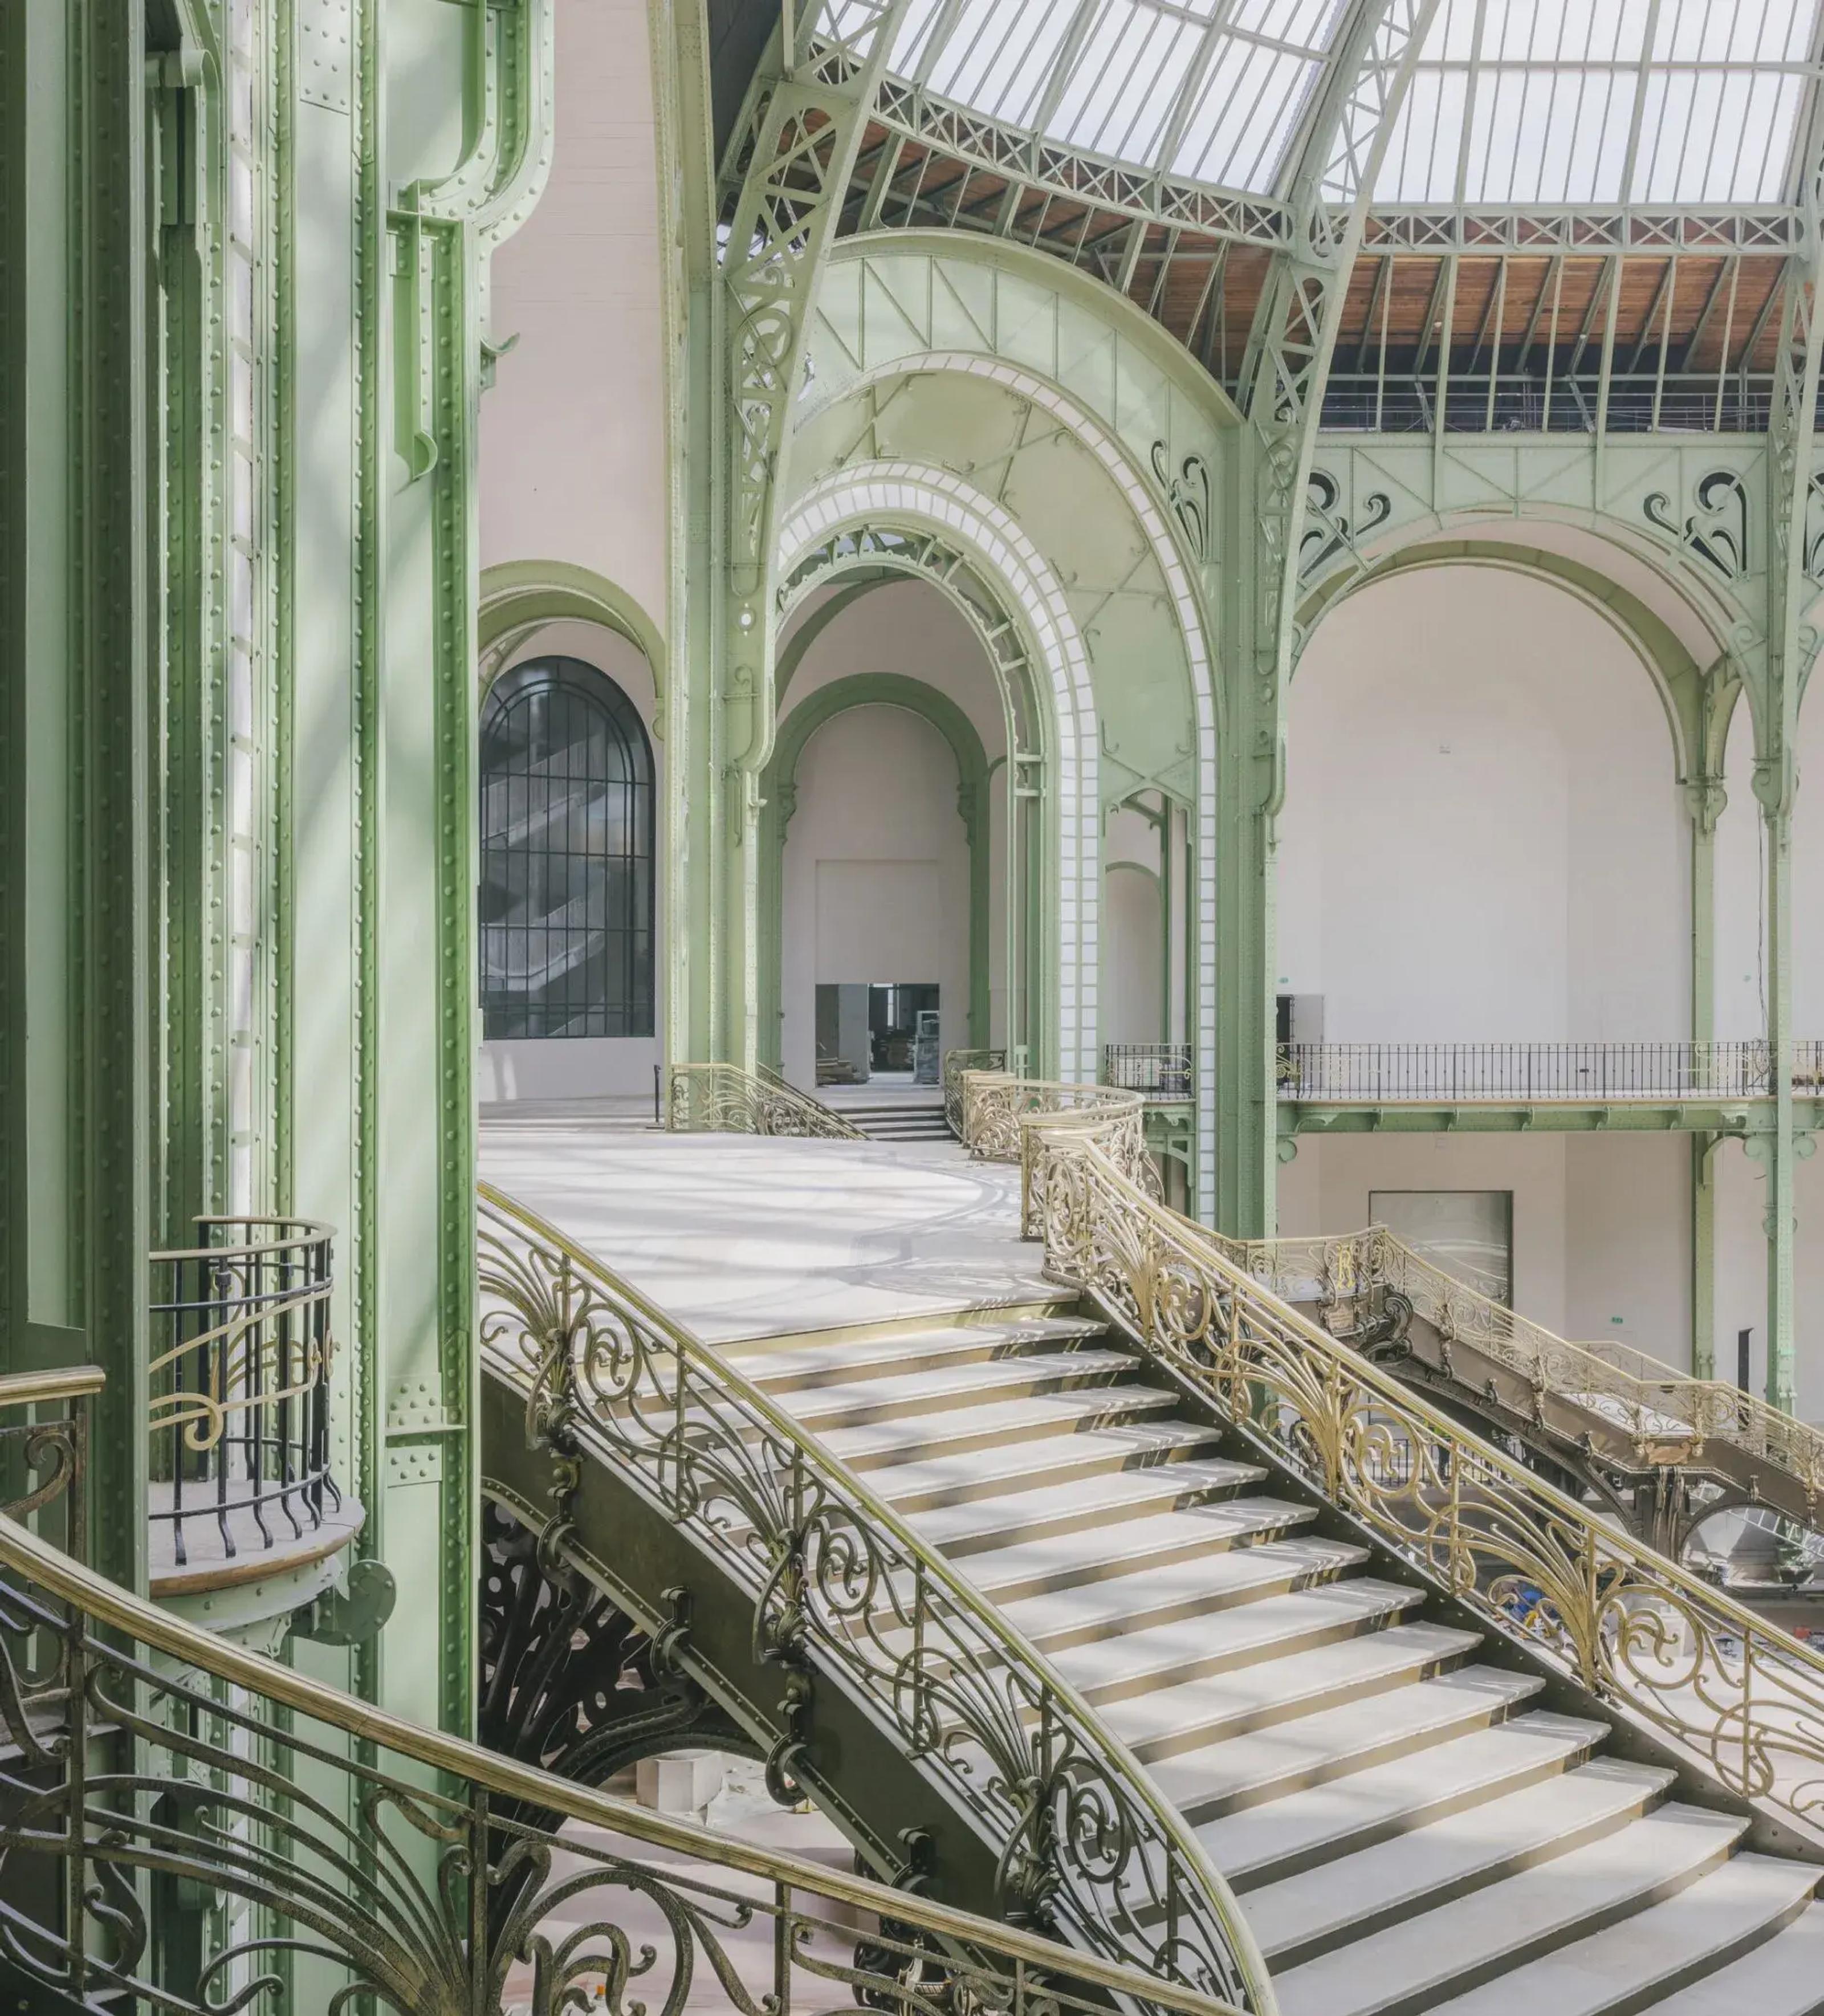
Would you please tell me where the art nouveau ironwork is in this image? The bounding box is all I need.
[1023,1119,1824,1839]
[474,1179,1272,2010]
[956,1070,1161,1237]
[666,1061,867,1139]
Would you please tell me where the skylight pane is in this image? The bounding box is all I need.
[1372,67,1468,202]
[888,0,951,76]
[1054,5,1202,160]
[1170,38,1317,190]
[1228,0,1350,52]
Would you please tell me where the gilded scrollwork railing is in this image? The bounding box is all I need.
[475,1180,1275,2013]
[955,1071,1161,1237]
[0,1502,1246,2016]
[1028,1127,1824,1838]
[667,1062,866,1140]
[1215,1225,1824,1505]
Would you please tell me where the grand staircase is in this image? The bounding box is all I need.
[709,1295,1824,2015]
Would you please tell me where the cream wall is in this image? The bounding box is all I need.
[480,0,666,625]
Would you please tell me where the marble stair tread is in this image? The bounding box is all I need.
[957,1498,1322,1603]
[1201,1712,1612,1887]
[1157,1667,1548,1823]
[1272,1805,1750,2016]
[1099,1622,1484,1759]
[1427,1852,1821,2016]
[862,1418,1229,1510]
[776,1349,1143,1426]
[728,1317,1105,1389]
[1051,1578,1423,1700]
[907,1457,1268,1553]
[1645,1900,1824,2015]
[1243,1757,1678,1966]
[818,1384,1181,1467]
[1000,1536,1373,1653]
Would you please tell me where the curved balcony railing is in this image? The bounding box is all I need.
[955,1070,1160,1235]
[1103,1042,1194,1103]
[666,1061,865,1139]
[1215,1225,1824,1513]
[1021,1120,1824,1843]
[1276,1040,1792,1103]
[475,1180,1273,2012]
[0,1375,1244,2016]
[147,1217,340,1576]
[941,1045,1025,1135]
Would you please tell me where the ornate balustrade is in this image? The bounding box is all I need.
[1276,1041,1782,1103]
[1025,1124,1824,1843]
[1103,1042,1194,1103]
[1215,1226,1824,1515]
[147,1217,341,1577]
[955,1070,1161,1235]
[667,1061,865,1139]
[0,1377,1245,2016]
[475,1180,1272,2011]
[941,1046,1025,1135]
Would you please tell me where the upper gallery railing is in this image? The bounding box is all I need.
[666,1061,866,1139]
[475,1180,1273,2011]
[147,1216,339,1571]
[1215,1225,1824,1513]
[1018,1119,1824,1843]
[956,1070,1162,1236]
[1103,1042,1194,1103]
[942,1045,1025,1135]
[1275,1041,1811,1103]
[0,1376,1246,2016]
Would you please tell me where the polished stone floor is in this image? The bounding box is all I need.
[477,1119,1047,1343]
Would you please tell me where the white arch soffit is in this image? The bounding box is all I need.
[791,356,1222,1204]
[778,462,1101,1086]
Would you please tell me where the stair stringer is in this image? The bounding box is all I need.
[1069,1282,1824,1872]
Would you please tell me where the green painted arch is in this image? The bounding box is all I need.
[478,560,667,701]
[760,674,994,1072]
[1296,537,1723,784]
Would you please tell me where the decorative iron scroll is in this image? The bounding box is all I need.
[1215,1226,1824,1514]
[666,1061,866,1140]
[1028,1125,1824,1836]
[1151,442,1212,561]
[0,1505,1245,2016]
[1298,470,1390,577]
[942,1047,1017,1136]
[1644,469,1749,580]
[955,1072,1161,1237]
[475,1181,1272,2012]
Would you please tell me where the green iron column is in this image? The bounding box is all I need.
[1686,763,1724,1380]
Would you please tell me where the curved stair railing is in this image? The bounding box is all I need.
[0,1378,1244,2016]
[1020,1121,1824,1847]
[476,1182,1277,2013]
[955,1070,1161,1235]
[1219,1224,1824,1528]
[667,1061,866,1140]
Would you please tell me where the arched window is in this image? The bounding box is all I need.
[479,655,655,1038]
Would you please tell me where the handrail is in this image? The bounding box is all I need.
[1218,1226,1824,1509]
[943,1046,1019,1134]
[666,1060,866,1139]
[956,1070,1161,1235]
[1275,1040,1785,1103]
[476,1177,1276,2013]
[0,1504,1245,2016]
[1024,1122,1824,1847]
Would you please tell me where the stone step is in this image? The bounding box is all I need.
[959,1498,1324,1604]
[1647,1900,1824,2015]
[732,1316,1105,1393]
[1272,1804,1750,2016]
[777,1348,1145,1429]
[819,1384,1185,1470]
[1001,1535,1373,1653]
[714,1298,1080,1361]
[1245,1757,1678,1969]
[1162,1667,1548,1826]
[1051,1578,1425,1704]
[1204,1712,1613,1890]
[863,1416,1229,1512]
[1427,1852,1821,2016]
[1103,1622,1484,1764]
[909,1456,1268,1556]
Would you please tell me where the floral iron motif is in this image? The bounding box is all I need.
[1644,469,1750,581]
[1299,469,1391,578]
[1151,442,1212,562]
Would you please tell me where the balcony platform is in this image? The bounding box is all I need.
[1278,1097,1824,1138]
[149,1485,364,1600]
[479,1118,1048,1345]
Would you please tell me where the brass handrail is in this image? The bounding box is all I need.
[942,1046,1024,1134]
[955,1069,1161,1235]
[666,1060,866,1139]
[477,1178,1276,2013]
[0,1505,1246,2016]
[1218,1225,1824,1505]
[1025,1121,1824,1846]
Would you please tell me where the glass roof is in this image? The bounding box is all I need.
[880,0,1824,206]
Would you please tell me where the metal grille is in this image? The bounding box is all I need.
[480,657,654,1040]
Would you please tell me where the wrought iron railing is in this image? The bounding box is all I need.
[956,1070,1161,1236]
[147,1217,338,1572]
[942,1046,1024,1135]
[1215,1225,1824,1514]
[1103,1042,1194,1102]
[666,1061,866,1139]
[475,1180,1273,2011]
[1023,1120,1824,1841]
[1276,1041,1780,1103]
[0,1380,1245,2016]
